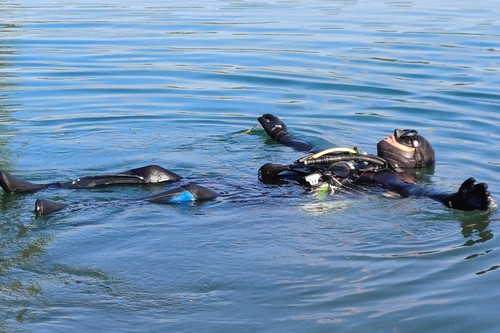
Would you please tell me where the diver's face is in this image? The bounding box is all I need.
[383,135,416,152]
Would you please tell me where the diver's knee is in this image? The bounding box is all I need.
[129,165,181,183]
[180,184,218,200]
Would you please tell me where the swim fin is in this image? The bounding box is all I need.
[0,170,47,193]
[35,198,69,215]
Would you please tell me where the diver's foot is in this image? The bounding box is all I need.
[0,170,47,193]
[35,198,69,215]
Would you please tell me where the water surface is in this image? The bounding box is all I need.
[1,0,500,332]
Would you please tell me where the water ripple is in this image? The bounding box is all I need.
[2,0,500,332]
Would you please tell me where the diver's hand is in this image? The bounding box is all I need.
[258,114,288,143]
[258,163,290,183]
[444,178,496,211]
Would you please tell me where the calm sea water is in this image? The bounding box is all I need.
[1,0,500,332]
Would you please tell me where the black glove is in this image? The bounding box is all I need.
[258,114,289,143]
[444,177,494,211]
[258,163,290,183]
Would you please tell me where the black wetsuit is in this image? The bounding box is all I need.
[0,165,217,215]
[259,152,449,202]
[0,115,494,214]
[257,114,494,212]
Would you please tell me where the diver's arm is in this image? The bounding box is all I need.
[258,163,310,184]
[258,114,313,152]
[359,171,496,211]
[439,177,496,211]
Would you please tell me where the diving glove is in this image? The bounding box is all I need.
[258,114,289,143]
[444,177,496,211]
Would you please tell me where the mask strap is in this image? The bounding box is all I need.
[414,146,424,167]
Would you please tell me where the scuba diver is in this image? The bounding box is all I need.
[0,165,217,215]
[257,113,496,212]
[0,114,496,215]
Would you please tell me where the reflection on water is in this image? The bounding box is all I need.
[0,27,16,171]
[1,0,500,332]
[1,18,29,326]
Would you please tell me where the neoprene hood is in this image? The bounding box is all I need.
[377,129,435,170]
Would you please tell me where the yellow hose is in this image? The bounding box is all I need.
[309,147,358,159]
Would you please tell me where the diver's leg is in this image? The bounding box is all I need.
[34,183,217,215]
[63,165,181,189]
[1,165,181,193]
[121,165,181,184]
[143,183,217,203]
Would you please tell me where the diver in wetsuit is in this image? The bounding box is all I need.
[0,165,217,214]
[1,114,495,214]
[257,113,496,212]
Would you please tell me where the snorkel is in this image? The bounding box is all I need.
[377,129,435,170]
